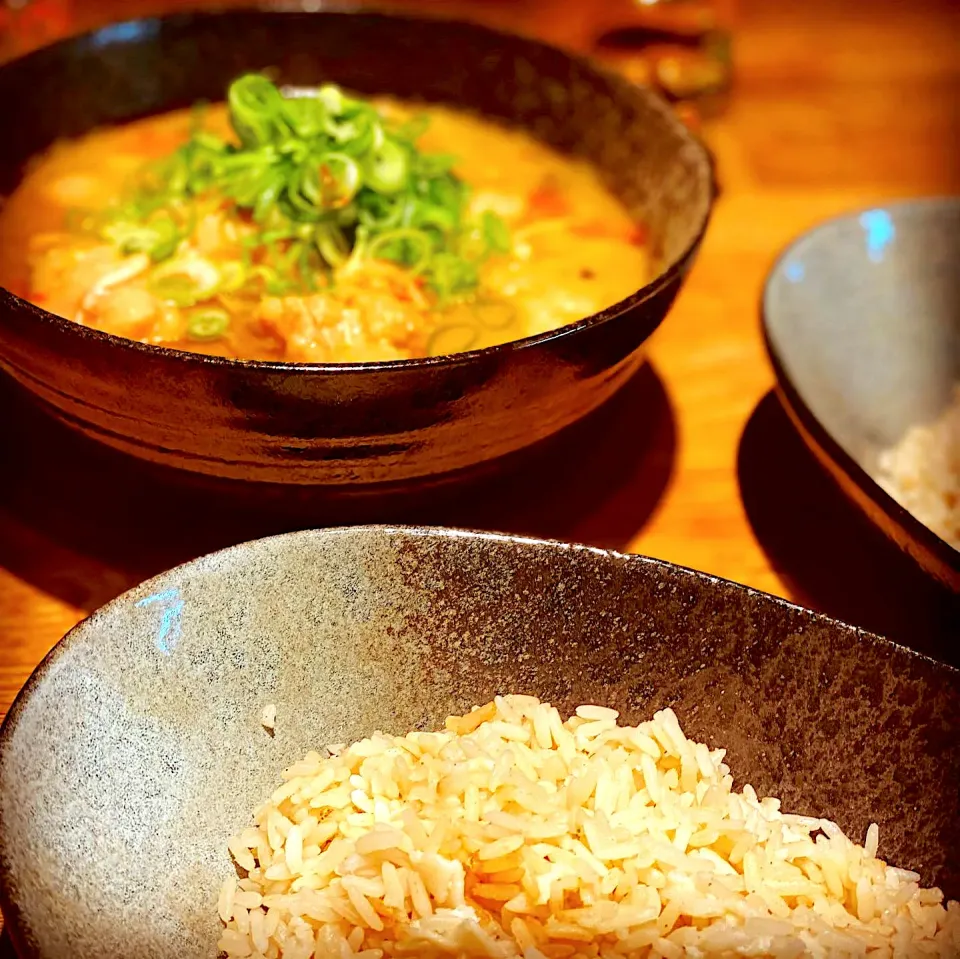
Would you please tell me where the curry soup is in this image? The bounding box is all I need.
[0,78,648,363]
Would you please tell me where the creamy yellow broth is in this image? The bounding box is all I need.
[0,102,649,362]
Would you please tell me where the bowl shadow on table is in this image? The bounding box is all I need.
[738,391,959,665]
[0,362,676,614]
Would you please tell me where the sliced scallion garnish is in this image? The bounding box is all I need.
[84,75,511,303]
[426,322,481,356]
[365,139,409,194]
[367,228,434,274]
[149,258,221,307]
[186,308,230,341]
[474,299,517,331]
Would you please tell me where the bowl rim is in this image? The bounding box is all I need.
[6,523,957,757]
[760,196,960,589]
[4,524,955,745]
[1,523,955,957]
[0,5,715,374]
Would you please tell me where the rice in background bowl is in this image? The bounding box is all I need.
[876,386,960,551]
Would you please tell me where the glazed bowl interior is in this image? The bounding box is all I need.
[764,199,960,470]
[0,9,712,485]
[0,526,957,958]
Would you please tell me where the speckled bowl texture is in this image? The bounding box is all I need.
[0,526,957,958]
[763,198,960,590]
[0,9,712,485]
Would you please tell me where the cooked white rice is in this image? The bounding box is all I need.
[218,696,960,958]
[876,386,959,549]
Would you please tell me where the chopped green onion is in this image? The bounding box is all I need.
[412,202,458,233]
[313,152,361,207]
[356,192,405,231]
[189,100,210,135]
[426,252,480,301]
[151,275,203,306]
[365,139,409,194]
[394,112,430,143]
[218,261,247,293]
[101,211,183,261]
[279,96,325,140]
[426,322,480,357]
[415,153,457,177]
[186,308,230,341]
[149,258,220,306]
[149,217,184,261]
[367,228,434,273]
[473,299,517,331]
[99,75,510,301]
[330,112,384,156]
[298,241,317,292]
[228,74,285,148]
[481,211,511,255]
[316,83,345,115]
[249,263,293,296]
[314,222,350,268]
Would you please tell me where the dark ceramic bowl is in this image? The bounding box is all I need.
[763,198,960,591]
[0,9,712,485]
[0,526,957,958]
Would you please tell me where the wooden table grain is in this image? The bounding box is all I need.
[1,0,959,744]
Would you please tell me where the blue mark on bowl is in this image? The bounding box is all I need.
[859,209,895,263]
[136,588,184,655]
[88,20,160,49]
[784,260,805,283]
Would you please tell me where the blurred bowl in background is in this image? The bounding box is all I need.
[763,197,960,591]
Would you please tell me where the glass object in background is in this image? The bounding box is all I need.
[593,0,736,117]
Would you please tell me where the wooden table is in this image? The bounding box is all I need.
[1,0,959,736]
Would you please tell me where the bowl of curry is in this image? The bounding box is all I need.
[0,9,713,485]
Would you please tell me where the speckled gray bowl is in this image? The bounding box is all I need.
[0,526,958,958]
[762,198,960,590]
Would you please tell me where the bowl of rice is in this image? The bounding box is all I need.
[0,526,957,958]
[762,197,960,591]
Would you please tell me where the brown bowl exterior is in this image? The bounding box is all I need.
[0,10,712,485]
[0,527,957,958]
